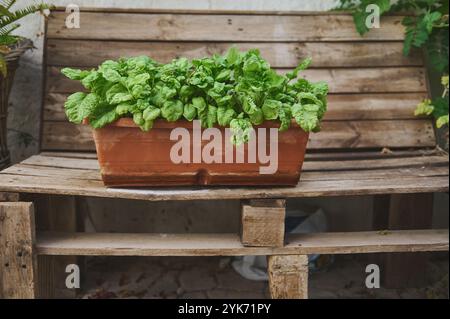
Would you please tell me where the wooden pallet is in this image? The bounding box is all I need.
[1,150,448,298]
[1,8,449,299]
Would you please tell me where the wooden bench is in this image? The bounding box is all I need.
[0,8,448,299]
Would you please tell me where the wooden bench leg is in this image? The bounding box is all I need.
[267,255,308,299]
[25,194,83,299]
[0,202,37,298]
[373,193,433,288]
[241,199,286,247]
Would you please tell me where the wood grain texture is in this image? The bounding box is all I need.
[43,93,428,122]
[46,66,428,94]
[0,202,36,299]
[382,193,434,288]
[35,229,449,256]
[31,195,81,298]
[40,119,436,152]
[241,201,286,247]
[46,40,423,68]
[268,255,308,299]
[47,12,406,42]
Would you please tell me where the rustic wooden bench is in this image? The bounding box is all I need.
[0,8,448,299]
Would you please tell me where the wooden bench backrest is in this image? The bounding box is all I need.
[41,8,435,152]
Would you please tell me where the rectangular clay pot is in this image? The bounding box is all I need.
[91,118,309,187]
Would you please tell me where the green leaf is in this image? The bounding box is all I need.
[64,92,89,124]
[292,103,321,132]
[161,100,183,122]
[61,68,90,81]
[143,106,161,121]
[414,99,435,116]
[436,115,449,128]
[230,118,253,145]
[89,104,118,128]
[217,106,236,126]
[262,99,281,120]
[183,103,197,121]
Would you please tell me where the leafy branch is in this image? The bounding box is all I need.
[334,0,449,130]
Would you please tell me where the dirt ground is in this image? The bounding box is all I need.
[79,254,448,299]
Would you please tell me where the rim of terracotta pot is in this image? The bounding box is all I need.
[83,117,304,130]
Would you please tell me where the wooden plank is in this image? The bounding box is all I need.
[49,7,414,15]
[1,161,447,187]
[309,120,435,149]
[40,119,436,152]
[46,66,428,94]
[46,40,423,68]
[35,229,449,256]
[43,93,428,122]
[30,195,81,299]
[0,202,37,298]
[47,12,406,42]
[381,193,434,288]
[241,200,286,247]
[0,192,19,202]
[0,172,447,201]
[268,255,308,299]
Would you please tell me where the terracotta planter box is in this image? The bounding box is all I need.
[90,118,309,187]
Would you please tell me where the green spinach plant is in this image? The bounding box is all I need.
[62,48,328,144]
[335,0,449,129]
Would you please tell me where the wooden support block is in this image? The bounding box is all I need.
[267,255,308,299]
[0,202,37,299]
[373,193,434,288]
[24,194,82,299]
[0,192,19,202]
[241,199,286,247]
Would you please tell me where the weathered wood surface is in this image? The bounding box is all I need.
[0,202,37,298]
[29,195,80,298]
[47,40,423,68]
[40,119,435,151]
[35,229,448,256]
[378,193,434,288]
[0,152,447,201]
[47,12,406,42]
[268,255,308,299]
[241,199,286,247]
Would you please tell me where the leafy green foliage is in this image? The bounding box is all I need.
[415,76,449,128]
[334,0,449,129]
[62,48,328,144]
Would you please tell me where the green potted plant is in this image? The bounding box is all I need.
[0,0,53,169]
[62,48,328,187]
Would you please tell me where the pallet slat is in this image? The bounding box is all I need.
[40,119,436,151]
[5,155,448,182]
[36,230,449,256]
[46,66,428,94]
[0,171,447,201]
[46,40,423,68]
[47,12,406,42]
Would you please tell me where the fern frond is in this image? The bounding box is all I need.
[0,22,18,36]
[0,0,16,10]
[0,3,52,29]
